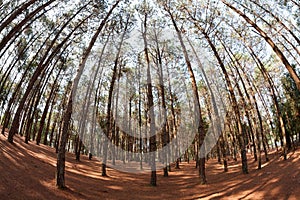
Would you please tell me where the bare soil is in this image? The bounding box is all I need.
[0,133,299,200]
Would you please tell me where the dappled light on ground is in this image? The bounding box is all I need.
[0,134,299,199]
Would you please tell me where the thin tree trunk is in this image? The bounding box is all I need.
[43,95,56,145]
[56,1,120,188]
[0,0,39,33]
[222,0,300,91]
[8,11,91,143]
[36,68,62,145]
[190,21,248,173]
[248,46,288,160]
[1,30,52,136]
[152,27,169,177]
[142,8,157,186]
[102,12,128,176]
[0,0,56,51]
[166,7,207,183]
[187,37,228,172]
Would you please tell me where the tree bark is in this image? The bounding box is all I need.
[190,21,248,174]
[142,8,157,186]
[222,0,300,91]
[56,0,120,188]
[7,9,92,143]
[0,0,39,33]
[102,13,128,176]
[0,0,56,51]
[166,7,207,183]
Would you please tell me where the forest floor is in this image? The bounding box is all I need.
[0,133,299,200]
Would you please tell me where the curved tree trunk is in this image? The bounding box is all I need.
[248,47,289,160]
[1,29,52,136]
[230,25,273,161]
[222,0,300,91]
[217,37,263,167]
[248,0,300,47]
[152,26,169,177]
[102,14,129,176]
[56,0,120,188]
[228,44,269,163]
[0,0,39,33]
[187,38,228,172]
[7,11,91,143]
[43,93,57,145]
[142,8,157,186]
[0,0,56,51]
[196,24,248,174]
[166,6,207,183]
[36,67,62,145]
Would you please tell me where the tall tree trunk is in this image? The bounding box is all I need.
[222,0,300,91]
[153,27,169,177]
[1,30,51,136]
[7,11,91,143]
[0,0,39,33]
[187,38,228,172]
[43,94,57,145]
[142,8,157,186]
[56,0,120,188]
[166,7,207,183]
[217,37,261,167]
[230,26,272,161]
[247,46,289,160]
[137,61,143,170]
[223,36,269,162]
[190,20,248,173]
[36,68,62,145]
[102,12,128,176]
[0,0,56,51]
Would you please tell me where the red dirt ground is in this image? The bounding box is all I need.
[0,133,299,200]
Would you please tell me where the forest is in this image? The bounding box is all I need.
[0,0,299,199]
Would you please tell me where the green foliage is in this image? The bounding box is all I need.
[281,67,300,139]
